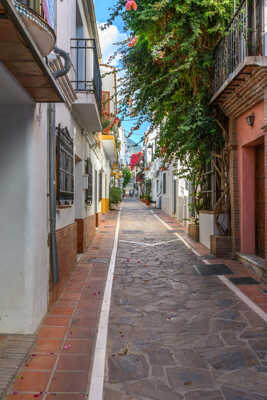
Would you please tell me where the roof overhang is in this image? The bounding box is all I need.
[72,92,102,132]
[101,134,117,163]
[210,56,267,117]
[0,0,64,102]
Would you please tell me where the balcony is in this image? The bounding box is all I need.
[0,0,62,102]
[101,134,117,163]
[15,0,56,56]
[210,0,267,117]
[70,38,102,132]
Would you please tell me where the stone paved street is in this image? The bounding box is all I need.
[104,200,267,400]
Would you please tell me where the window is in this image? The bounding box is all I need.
[163,173,166,194]
[56,125,74,204]
[99,171,102,201]
[85,157,93,204]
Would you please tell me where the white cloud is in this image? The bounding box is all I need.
[98,23,126,66]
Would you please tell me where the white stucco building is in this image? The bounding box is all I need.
[143,128,190,225]
[0,0,116,334]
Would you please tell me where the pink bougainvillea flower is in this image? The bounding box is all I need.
[126,0,137,11]
[128,35,137,47]
[157,50,163,59]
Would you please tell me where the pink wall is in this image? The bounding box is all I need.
[236,102,265,147]
[236,101,265,256]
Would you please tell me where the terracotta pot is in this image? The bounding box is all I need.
[188,223,199,242]
[145,200,150,205]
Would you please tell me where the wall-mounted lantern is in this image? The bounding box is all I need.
[246,112,255,127]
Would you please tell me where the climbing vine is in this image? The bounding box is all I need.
[106,0,238,221]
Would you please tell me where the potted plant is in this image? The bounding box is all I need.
[109,186,122,210]
[188,216,199,242]
[187,191,203,242]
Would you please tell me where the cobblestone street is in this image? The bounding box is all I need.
[104,200,267,400]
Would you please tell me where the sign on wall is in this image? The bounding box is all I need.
[42,0,55,28]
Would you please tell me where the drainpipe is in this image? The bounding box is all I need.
[47,46,71,284]
[52,46,71,79]
[48,103,59,284]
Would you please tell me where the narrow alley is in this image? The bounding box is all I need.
[3,200,267,400]
[104,200,267,400]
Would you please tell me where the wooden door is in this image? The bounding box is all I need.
[255,144,265,258]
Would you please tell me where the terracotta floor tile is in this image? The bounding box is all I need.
[239,285,262,296]
[33,339,62,353]
[46,395,86,400]
[50,307,74,315]
[24,354,56,370]
[43,316,71,326]
[56,354,90,371]
[13,371,50,392]
[38,326,67,339]
[6,395,45,400]
[68,326,96,339]
[49,371,88,392]
[71,316,97,327]
[250,295,267,303]
[258,303,267,312]
[62,339,93,354]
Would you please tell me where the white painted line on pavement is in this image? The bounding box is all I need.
[151,211,267,322]
[119,238,180,247]
[218,275,267,323]
[151,211,200,256]
[88,209,121,400]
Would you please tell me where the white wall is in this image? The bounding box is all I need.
[0,104,49,333]
[199,212,220,249]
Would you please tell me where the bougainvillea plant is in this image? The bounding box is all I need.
[104,0,238,216]
[129,151,143,170]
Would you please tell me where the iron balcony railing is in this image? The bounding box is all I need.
[16,0,45,20]
[213,0,266,94]
[70,38,102,116]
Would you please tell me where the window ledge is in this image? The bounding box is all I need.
[56,205,73,209]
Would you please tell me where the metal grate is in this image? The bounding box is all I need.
[213,0,264,94]
[194,264,233,276]
[56,125,74,204]
[229,277,260,285]
[85,158,93,204]
[70,38,102,116]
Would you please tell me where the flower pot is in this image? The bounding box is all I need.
[145,200,150,205]
[188,223,199,242]
[210,235,232,257]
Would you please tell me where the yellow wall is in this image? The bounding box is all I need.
[101,198,110,214]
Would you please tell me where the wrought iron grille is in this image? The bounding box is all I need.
[56,125,74,204]
[70,38,102,115]
[85,158,93,204]
[213,0,265,94]
[16,0,45,20]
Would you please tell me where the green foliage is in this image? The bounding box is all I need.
[123,167,132,188]
[109,186,122,206]
[106,0,235,214]
[145,178,152,201]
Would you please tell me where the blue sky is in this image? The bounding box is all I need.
[95,0,148,144]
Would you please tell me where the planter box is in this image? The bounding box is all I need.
[199,211,220,249]
[188,223,199,242]
[210,235,232,258]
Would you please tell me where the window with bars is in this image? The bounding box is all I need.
[99,171,102,201]
[163,173,166,194]
[56,125,74,204]
[85,157,93,204]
